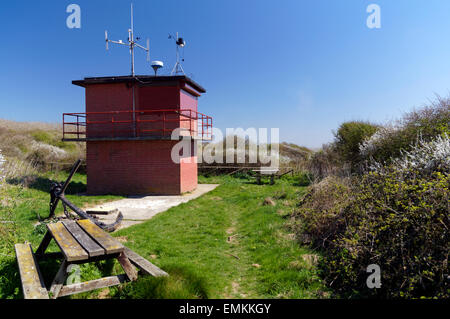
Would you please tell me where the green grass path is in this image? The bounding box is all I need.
[111,176,327,299]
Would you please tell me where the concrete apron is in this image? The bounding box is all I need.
[86,184,220,231]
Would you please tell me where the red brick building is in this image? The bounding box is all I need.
[63,75,212,195]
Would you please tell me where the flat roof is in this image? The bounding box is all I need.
[72,75,206,93]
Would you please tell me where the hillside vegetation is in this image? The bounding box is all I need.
[0,119,85,177]
[295,97,449,298]
[198,136,312,175]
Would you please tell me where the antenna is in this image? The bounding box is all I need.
[105,3,150,76]
[168,32,186,75]
[151,61,164,76]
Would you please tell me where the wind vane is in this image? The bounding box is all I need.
[105,3,150,76]
[168,32,186,75]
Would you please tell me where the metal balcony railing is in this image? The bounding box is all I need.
[63,109,212,141]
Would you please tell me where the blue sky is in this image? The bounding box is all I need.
[1,0,450,148]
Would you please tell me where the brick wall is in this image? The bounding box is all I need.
[83,81,200,195]
[86,140,197,195]
[86,83,133,113]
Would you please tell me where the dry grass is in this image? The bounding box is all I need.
[0,119,60,132]
[0,119,85,176]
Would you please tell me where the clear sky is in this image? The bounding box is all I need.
[1,0,450,148]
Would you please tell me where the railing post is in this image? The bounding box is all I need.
[200,115,202,138]
[189,110,192,137]
[201,115,204,139]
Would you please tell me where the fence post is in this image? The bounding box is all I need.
[77,115,80,139]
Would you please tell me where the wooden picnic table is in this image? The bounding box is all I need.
[252,168,280,185]
[15,219,168,299]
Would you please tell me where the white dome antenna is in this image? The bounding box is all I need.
[151,61,164,76]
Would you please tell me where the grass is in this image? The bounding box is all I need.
[0,172,328,299]
[108,174,328,299]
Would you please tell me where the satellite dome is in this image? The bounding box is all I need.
[151,61,164,76]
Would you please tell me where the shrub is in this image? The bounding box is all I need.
[295,135,450,298]
[306,143,346,181]
[360,98,450,164]
[25,141,67,170]
[294,176,352,246]
[30,130,53,144]
[368,134,450,174]
[295,171,313,187]
[307,98,449,181]
[402,96,450,138]
[334,121,378,171]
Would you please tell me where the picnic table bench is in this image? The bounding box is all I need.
[15,219,168,299]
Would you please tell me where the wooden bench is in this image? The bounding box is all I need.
[16,219,168,299]
[14,243,49,299]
